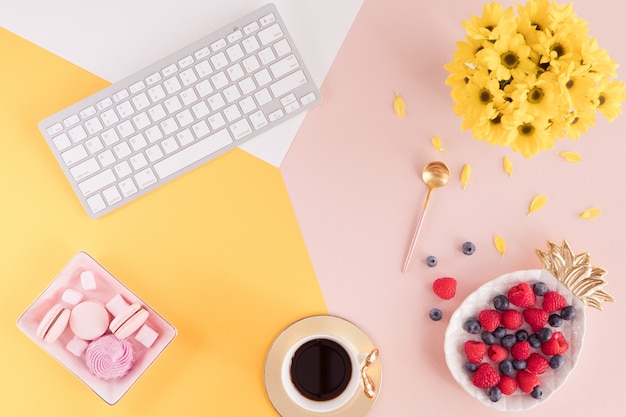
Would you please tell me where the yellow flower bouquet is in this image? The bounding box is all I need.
[445,0,626,157]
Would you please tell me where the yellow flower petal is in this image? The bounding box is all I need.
[528,194,547,215]
[461,164,471,189]
[494,235,506,256]
[558,152,582,163]
[579,207,601,220]
[503,156,513,177]
[393,93,406,118]
[432,135,447,152]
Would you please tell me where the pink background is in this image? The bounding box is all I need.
[282,0,626,415]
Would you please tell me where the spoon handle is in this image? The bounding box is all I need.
[402,186,433,273]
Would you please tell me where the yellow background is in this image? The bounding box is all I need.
[0,28,327,416]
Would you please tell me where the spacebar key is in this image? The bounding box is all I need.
[154,129,233,179]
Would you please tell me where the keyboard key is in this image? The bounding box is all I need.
[85,117,104,135]
[242,55,260,73]
[300,92,317,105]
[211,72,229,90]
[119,179,138,197]
[85,137,104,154]
[114,161,132,178]
[154,129,233,179]
[80,106,97,119]
[103,186,122,205]
[146,72,162,85]
[195,60,213,78]
[146,145,164,162]
[268,109,285,121]
[145,125,164,143]
[273,39,291,57]
[254,88,272,106]
[191,101,210,119]
[52,133,71,151]
[46,123,63,136]
[258,48,276,65]
[100,109,119,127]
[223,85,241,103]
[160,118,178,135]
[116,101,135,118]
[208,113,226,130]
[161,137,179,154]
[176,129,194,146]
[132,93,151,110]
[70,158,100,181]
[223,104,241,122]
[148,84,167,102]
[96,97,113,110]
[195,79,214,97]
[86,194,107,214]
[68,125,88,143]
[162,64,178,77]
[134,168,158,189]
[211,38,227,51]
[243,21,260,34]
[164,96,183,114]
[195,46,210,60]
[129,80,146,93]
[130,153,149,170]
[132,112,151,130]
[129,133,148,151]
[192,120,210,138]
[270,54,299,78]
[260,13,275,26]
[113,142,132,159]
[242,36,260,53]
[175,109,194,127]
[113,89,129,102]
[178,55,194,68]
[211,52,228,70]
[226,63,245,82]
[226,44,244,62]
[148,104,167,122]
[258,23,283,45]
[227,29,243,43]
[97,150,116,167]
[116,120,136,138]
[101,129,120,146]
[270,70,307,97]
[180,88,198,106]
[249,110,268,129]
[179,68,198,86]
[63,114,80,127]
[78,169,115,196]
[239,96,257,114]
[208,93,226,111]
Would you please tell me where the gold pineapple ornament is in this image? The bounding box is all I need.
[535,240,614,310]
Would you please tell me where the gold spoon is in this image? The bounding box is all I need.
[402,161,451,272]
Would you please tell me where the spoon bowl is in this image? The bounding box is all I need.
[402,161,451,272]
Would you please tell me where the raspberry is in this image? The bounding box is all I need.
[472,363,500,389]
[478,309,501,332]
[523,308,548,332]
[497,375,518,395]
[511,341,531,360]
[516,370,540,393]
[507,283,536,308]
[464,340,487,364]
[500,309,523,330]
[541,332,569,355]
[543,291,567,313]
[487,344,508,362]
[526,353,550,374]
[433,277,457,300]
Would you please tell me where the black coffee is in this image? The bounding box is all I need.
[290,338,352,401]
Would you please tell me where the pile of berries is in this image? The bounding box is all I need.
[462,281,576,402]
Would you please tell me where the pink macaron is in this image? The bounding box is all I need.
[69,300,110,340]
[109,303,149,339]
[37,304,71,344]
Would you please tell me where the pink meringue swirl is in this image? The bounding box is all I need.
[86,335,135,380]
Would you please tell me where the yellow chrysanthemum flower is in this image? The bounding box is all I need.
[595,78,626,121]
[582,38,619,81]
[452,69,505,130]
[558,61,596,111]
[462,2,517,41]
[502,112,555,157]
[476,33,536,81]
[516,0,552,32]
[563,107,596,140]
[509,73,559,118]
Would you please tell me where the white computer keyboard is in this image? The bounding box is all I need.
[39,3,321,219]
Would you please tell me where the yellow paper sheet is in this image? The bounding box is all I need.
[0,28,326,415]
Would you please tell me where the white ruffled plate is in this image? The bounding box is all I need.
[444,269,585,411]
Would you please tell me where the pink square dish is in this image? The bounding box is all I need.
[17,251,177,405]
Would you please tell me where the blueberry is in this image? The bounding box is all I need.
[512,360,527,370]
[465,362,477,372]
[530,386,544,399]
[561,305,576,320]
[489,387,502,402]
[533,281,548,296]
[529,333,541,348]
[426,255,438,267]
[481,331,496,345]
[550,355,564,369]
[464,318,481,334]
[462,241,476,255]
[493,294,509,311]
[429,308,442,321]
[537,328,552,343]
[499,360,514,376]
[515,330,529,342]
[548,314,563,327]
[501,334,516,349]
[493,326,507,339]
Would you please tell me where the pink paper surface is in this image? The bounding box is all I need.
[281,0,626,415]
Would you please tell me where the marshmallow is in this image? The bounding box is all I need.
[61,288,84,305]
[66,336,89,357]
[80,270,97,290]
[105,294,130,317]
[134,324,159,348]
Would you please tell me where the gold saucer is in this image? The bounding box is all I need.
[264,315,382,417]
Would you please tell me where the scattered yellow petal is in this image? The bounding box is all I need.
[432,135,447,152]
[579,207,601,220]
[503,156,513,177]
[494,235,506,256]
[461,164,471,189]
[558,151,582,163]
[528,194,547,215]
[393,93,406,118]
